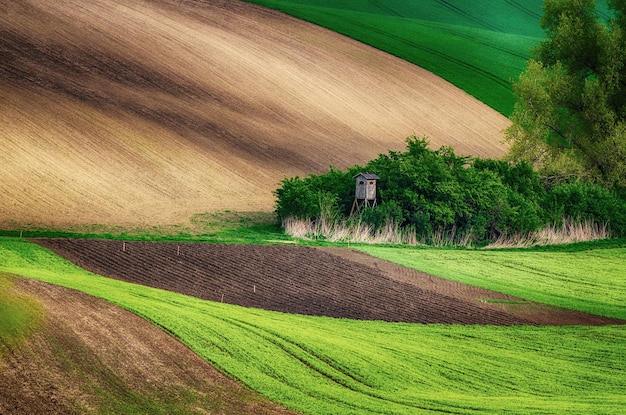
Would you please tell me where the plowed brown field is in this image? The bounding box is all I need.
[34,239,623,326]
[1,0,510,229]
[0,276,300,415]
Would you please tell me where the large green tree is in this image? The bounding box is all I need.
[505,0,626,186]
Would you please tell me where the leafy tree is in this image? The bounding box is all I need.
[542,181,626,234]
[275,136,553,244]
[472,158,546,235]
[273,167,357,220]
[505,0,626,186]
[367,137,471,237]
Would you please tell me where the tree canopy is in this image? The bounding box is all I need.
[274,136,626,244]
[505,0,626,186]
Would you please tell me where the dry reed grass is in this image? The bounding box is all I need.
[283,217,610,248]
[283,217,418,245]
[485,218,610,248]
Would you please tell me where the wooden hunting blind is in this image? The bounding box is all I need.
[351,173,379,215]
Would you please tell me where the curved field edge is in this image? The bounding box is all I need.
[241,0,543,115]
[356,245,626,321]
[1,277,299,415]
[0,238,625,414]
[1,0,510,229]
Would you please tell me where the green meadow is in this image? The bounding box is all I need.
[0,272,42,355]
[1,237,624,414]
[242,0,612,115]
[4,1,625,413]
[357,244,626,321]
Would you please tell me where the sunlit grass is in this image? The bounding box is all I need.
[242,0,544,115]
[0,272,43,355]
[0,210,288,245]
[357,245,626,320]
[1,237,625,414]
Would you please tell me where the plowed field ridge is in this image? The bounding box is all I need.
[35,239,624,326]
[1,0,510,228]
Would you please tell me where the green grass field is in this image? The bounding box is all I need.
[1,237,624,414]
[0,272,42,355]
[242,0,612,115]
[357,245,626,320]
[242,0,544,115]
[0,211,289,245]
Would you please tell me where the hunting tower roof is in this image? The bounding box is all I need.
[353,173,379,180]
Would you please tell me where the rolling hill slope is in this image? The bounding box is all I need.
[1,0,510,229]
[242,1,613,115]
[242,0,546,115]
[1,275,299,414]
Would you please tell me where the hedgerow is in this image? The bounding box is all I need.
[274,136,626,245]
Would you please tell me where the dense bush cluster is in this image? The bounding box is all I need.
[274,137,626,244]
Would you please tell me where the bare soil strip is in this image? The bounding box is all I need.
[34,239,624,326]
[1,0,510,228]
[0,277,300,415]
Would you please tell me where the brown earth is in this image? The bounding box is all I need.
[34,239,624,326]
[3,239,621,413]
[0,275,302,415]
[1,0,510,229]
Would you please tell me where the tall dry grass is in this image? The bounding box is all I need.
[485,218,610,248]
[282,217,419,245]
[283,216,610,248]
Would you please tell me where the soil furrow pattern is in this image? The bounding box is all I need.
[1,0,511,228]
[33,239,624,326]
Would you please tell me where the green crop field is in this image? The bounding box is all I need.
[1,237,624,414]
[242,0,612,115]
[0,272,42,355]
[357,245,626,321]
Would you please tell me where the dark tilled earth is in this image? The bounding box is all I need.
[34,239,625,326]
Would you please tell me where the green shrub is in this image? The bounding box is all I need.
[274,136,626,244]
[543,181,626,236]
[472,158,545,235]
[274,167,356,220]
[274,176,319,220]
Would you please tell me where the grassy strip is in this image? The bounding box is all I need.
[0,274,43,344]
[0,272,43,356]
[357,245,626,320]
[242,0,544,115]
[0,211,291,245]
[0,237,625,414]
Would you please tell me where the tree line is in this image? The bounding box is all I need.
[506,0,625,186]
[275,0,626,245]
[274,136,626,245]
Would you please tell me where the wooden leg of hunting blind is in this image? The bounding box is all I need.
[122,241,126,252]
[177,245,180,256]
[221,293,224,303]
